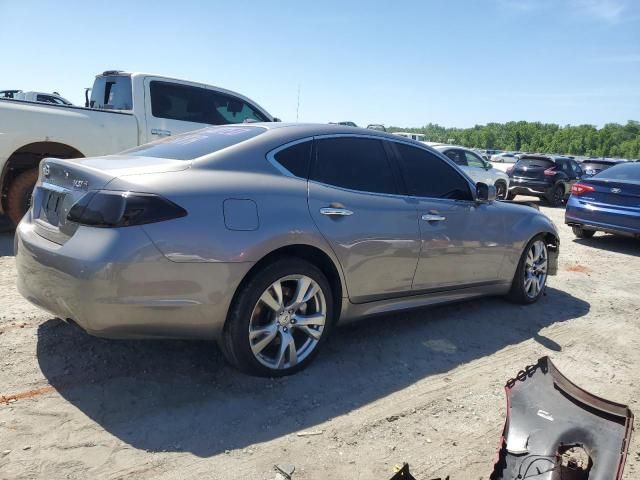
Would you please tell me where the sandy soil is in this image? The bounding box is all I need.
[1,203,639,480]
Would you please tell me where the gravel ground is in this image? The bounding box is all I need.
[1,202,639,480]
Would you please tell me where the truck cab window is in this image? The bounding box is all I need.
[150,81,268,125]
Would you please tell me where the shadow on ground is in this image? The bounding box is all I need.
[37,287,589,457]
[574,233,640,257]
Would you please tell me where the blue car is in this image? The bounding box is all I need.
[565,162,640,238]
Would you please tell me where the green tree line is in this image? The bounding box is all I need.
[388,120,640,159]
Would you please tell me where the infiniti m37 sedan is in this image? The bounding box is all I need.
[15,124,559,376]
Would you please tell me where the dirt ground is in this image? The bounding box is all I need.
[1,202,639,480]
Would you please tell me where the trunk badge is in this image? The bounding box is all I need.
[611,188,622,194]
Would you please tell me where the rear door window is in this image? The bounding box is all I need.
[395,143,472,200]
[150,81,268,125]
[312,137,397,194]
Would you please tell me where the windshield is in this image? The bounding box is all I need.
[593,163,640,183]
[123,125,266,160]
[89,75,133,110]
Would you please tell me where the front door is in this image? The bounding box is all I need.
[392,142,506,290]
[307,136,421,303]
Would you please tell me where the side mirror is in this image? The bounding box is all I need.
[476,182,496,203]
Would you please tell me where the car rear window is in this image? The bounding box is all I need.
[124,126,266,160]
[593,163,640,183]
[516,158,554,168]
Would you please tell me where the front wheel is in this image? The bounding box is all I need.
[221,258,334,376]
[495,181,508,200]
[572,226,595,239]
[507,235,548,304]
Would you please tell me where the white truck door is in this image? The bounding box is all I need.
[142,78,271,143]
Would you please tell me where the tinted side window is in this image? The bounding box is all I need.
[150,81,268,125]
[313,137,397,194]
[444,149,467,166]
[395,144,472,200]
[273,141,312,178]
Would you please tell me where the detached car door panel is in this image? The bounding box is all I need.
[307,137,421,302]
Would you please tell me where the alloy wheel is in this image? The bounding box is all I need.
[248,275,326,370]
[523,240,547,298]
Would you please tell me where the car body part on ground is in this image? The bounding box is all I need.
[0,70,275,225]
[427,143,510,200]
[507,155,584,207]
[491,356,633,480]
[565,162,640,239]
[15,123,559,375]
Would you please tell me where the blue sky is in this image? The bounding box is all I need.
[1,0,638,127]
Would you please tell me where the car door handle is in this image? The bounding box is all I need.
[320,207,353,217]
[151,128,171,136]
[422,214,446,222]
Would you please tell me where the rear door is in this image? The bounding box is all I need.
[307,136,421,302]
[392,142,506,290]
[142,79,270,142]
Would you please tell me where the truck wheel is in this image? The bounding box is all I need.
[6,168,39,226]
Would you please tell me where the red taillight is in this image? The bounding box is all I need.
[571,183,595,196]
[543,167,557,176]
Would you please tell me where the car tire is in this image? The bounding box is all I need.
[572,226,595,239]
[221,257,334,376]
[547,184,564,207]
[507,235,549,305]
[506,192,516,200]
[6,168,38,226]
[495,181,508,200]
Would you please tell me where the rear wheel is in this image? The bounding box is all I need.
[572,226,595,239]
[507,235,548,304]
[222,258,334,376]
[6,168,38,226]
[547,184,564,207]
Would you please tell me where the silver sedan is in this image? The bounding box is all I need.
[15,124,559,376]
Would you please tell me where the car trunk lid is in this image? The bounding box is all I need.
[33,155,189,245]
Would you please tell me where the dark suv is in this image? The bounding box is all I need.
[507,155,583,206]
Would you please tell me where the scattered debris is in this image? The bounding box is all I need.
[296,430,323,437]
[274,463,295,480]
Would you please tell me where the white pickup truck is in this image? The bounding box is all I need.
[0,70,276,225]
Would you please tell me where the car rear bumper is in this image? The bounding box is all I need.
[15,214,253,340]
[508,178,553,197]
[565,197,640,237]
